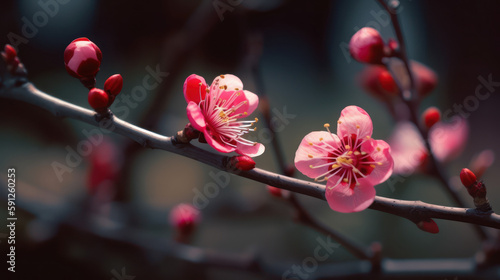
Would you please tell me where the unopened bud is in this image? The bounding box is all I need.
[460,168,477,188]
[378,70,398,94]
[169,203,200,236]
[229,155,255,171]
[416,219,439,234]
[2,44,17,63]
[88,88,109,111]
[349,27,385,64]
[422,107,441,129]
[388,38,398,53]
[64,37,102,80]
[460,168,492,212]
[104,74,123,97]
[267,185,283,197]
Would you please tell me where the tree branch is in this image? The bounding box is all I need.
[1,79,500,230]
[376,0,490,240]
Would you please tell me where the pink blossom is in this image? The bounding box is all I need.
[389,117,468,175]
[184,74,264,157]
[294,106,393,213]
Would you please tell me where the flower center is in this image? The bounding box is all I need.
[199,81,259,149]
[307,123,382,189]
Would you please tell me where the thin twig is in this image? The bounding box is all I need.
[1,80,500,229]
[377,0,489,241]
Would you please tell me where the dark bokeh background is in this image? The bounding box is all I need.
[1,0,500,279]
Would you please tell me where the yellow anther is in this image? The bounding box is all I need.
[324,123,330,128]
[244,112,248,115]
[348,151,353,155]
[370,164,376,168]
[198,82,203,86]
[345,145,351,150]
[309,165,314,168]
[255,117,258,122]
[319,138,324,141]
[361,151,367,155]
[308,154,313,158]
[354,151,360,155]
[331,164,340,169]
[376,147,381,152]
[356,125,360,128]
[343,178,349,183]
[308,142,313,146]
[366,136,371,139]
[377,162,382,166]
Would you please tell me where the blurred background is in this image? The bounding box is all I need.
[1,0,500,279]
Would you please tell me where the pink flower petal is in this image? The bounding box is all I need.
[203,130,235,153]
[243,90,259,116]
[215,74,244,91]
[236,142,265,157]
[294,131,342,179]
[325,181,376,213]
[360,139,394,185]
[337,106,373,141]
[186,101,206,131]
[388,122,426,175]
[430,117,468,162]
[183,74,207,104]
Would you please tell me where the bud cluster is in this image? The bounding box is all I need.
[64,38,123,114]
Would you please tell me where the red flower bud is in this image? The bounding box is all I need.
[104,74,123,97]
[378,70,398,94]
[169,203,200,234]
[349,27,385,64]
[460,168,477,188]
[416,219,439,234]
[358,66,399,101]
[2,44,17,63]
[64,37,102,79]
[388,38,398,52]
[88,88,109,111]
[230,155,256,171]
[267,185,283,197]
[422,107,441,129]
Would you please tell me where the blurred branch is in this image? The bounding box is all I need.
[2,178,500,279]
[377,0,489,241]
[1,80,500,230]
